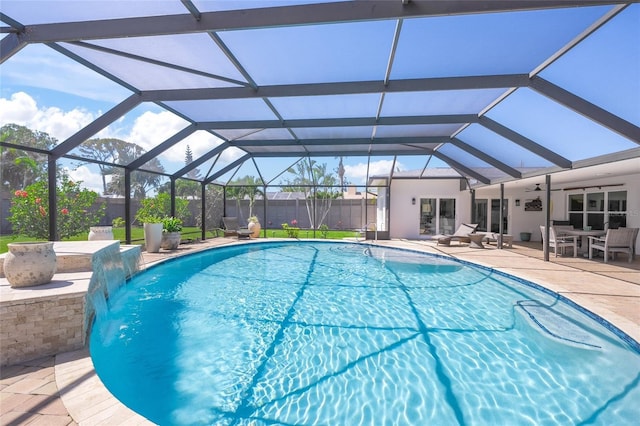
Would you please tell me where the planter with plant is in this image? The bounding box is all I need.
[161,216,183,250]
[248,216,261,238]
[135,198,164,253]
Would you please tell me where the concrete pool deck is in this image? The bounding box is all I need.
[1,238,638,425]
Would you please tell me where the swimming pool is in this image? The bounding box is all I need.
[90,241,640,425]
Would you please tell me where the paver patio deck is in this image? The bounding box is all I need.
[1,238,638,425]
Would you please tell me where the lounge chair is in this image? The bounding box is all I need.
[434,223,478,246]
[221,217,239,237]
[588,228,635,263]
[221,216,252,239]
[540,225,577,257]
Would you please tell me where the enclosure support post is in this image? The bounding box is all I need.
[498,184,504,249]
[170,178,176,217]
[125,169,131,244]
[201,182,206,241]
[263,185,268,238]
[47,156,57,241]
[544,174,551,262]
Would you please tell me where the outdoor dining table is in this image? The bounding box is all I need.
[563,229,607,256]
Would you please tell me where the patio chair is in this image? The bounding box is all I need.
[589,228,634,263]
[222,216,253,239]
[434,223,478,246]
[630,227,639,260]
[540,226,577,257]
[222,217,240,237]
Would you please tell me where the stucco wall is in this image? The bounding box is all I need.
[389,179,470,239]
[389,173,639,252]
[475,173,640,246]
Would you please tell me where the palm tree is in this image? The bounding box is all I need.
[226,175,265,220]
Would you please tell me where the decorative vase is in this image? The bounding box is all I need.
[88,226,114,241]
[4,242,57,288]
[143,222,163,253]
[161,232,181,250]
[248,220,261,238]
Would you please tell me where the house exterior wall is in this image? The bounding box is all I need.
[389,179,470,239]
[388,173,639,253]
[476,173,639,244]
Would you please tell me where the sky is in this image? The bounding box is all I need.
[0,37,427,193]
[1,1,638,194]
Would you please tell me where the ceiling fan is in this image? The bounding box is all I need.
[525,184,543,192]
[525,183,561,192]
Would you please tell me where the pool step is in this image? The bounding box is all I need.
[516,300,602,350]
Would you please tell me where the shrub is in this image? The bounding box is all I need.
[162,216,183,233]
[112,217,125,228]
[135,197,164,224]
[281,222,300,238]
[319,224,329,238]
[135,192,190,224]
[8,176,105,240]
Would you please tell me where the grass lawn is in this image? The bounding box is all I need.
[0,228,361,254]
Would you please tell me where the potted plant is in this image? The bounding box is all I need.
[135,213,162,254]
[135,196,168,253]
[161,216,183,250]
[248,216,261,238]
[141,216,163,253]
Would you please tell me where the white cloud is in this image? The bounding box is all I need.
[127,110,188,152]
[0,91,38,123]
[0,92,96,141]
[0,92,226,169]
[344,159,404,184]
[62,165,106,194]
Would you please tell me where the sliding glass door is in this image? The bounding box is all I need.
[420,198,456,235]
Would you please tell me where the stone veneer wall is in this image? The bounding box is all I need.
[0,242,142,367]
[1,293,85,366]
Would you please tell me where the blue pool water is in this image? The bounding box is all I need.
[90,242,640,425]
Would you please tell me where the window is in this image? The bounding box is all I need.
[586,192,604,229]
[608,191,627,228]
[568,190,626,230]
[568,194,584,229]
[473,199,488,232]
[490,199,509,233]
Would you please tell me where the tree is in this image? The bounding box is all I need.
[175,145,201,198]
[75,138,133,195]
[1,124,55,190]
[184,145,201,181]
[282,159,340,228]
[336,156,346,192]
[104,141,165,198]
[226,175,264,220]
[198,184,224,231]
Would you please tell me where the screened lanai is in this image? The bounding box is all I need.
[1,0,639,243]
